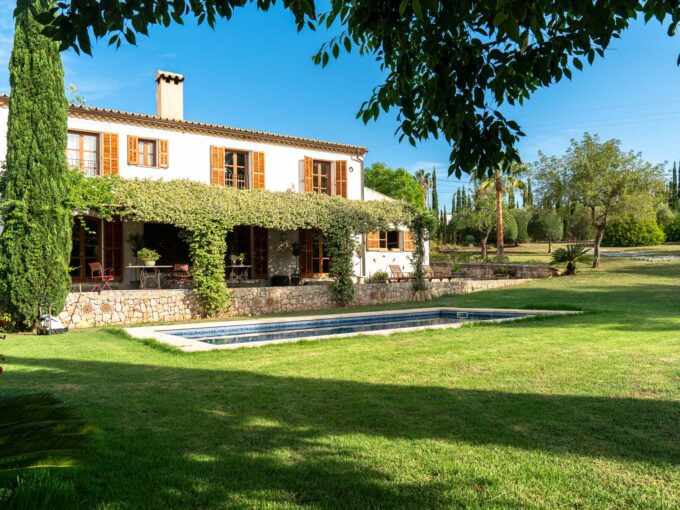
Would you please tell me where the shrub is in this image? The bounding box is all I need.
[566,207,596,241]
[528,210,563,251]
[601,216,665,247]
[656,203,675,227]
[513,209,532,243]
[371,270,389,283]
[664,214,680,242]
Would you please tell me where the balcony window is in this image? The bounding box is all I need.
[312,160,331,194]
[67,131,99,176]
[225,151,248,189]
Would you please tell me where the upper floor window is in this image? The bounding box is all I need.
[225,151,248,189]
[137,138,157,167]
[128,136,168,168]
[67,131,99,176]
[312,160,331,194]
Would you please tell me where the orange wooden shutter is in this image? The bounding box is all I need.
[102,133,119,176]
[127,135,139,165]
[252,151,265,189]
[367,231,381,251]
[334,160,347,198]
[404,231,415,251]
[210,146,225,186]
[159,139,169,168]
[304,156,313,192]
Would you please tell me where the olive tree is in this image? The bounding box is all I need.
[528,210,563,253]
[533,134,665,267]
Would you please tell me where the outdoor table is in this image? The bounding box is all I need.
[226,265,251,281]
[126,265,173,289]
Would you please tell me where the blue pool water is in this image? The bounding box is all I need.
[167,309,534,346]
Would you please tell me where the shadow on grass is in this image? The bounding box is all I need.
[4,355,679,508]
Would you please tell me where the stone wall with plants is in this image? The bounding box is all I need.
[58,278,530,329]
[69,175,428,316]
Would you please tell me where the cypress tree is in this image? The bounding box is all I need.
[430,170,439,212]
[442,206,447,243]
[0,9,72,328]
[526,178,533,208]
[672,162,678,209]
[508,189,516,209]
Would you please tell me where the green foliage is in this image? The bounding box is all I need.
[135,248,160,262]
[513,209,532,243]
[601,216,665,247]
[663,214,680,242]
[410,212,436,291]
[656,202,675,227]
[30,1,680,177]
[528,210,564,245]
[550,244,590,275]
[566,206,596,241]
[0,393,89,472]
[0,10,72,329]
[370,270,388,283]
[70,175,417,314]
[364,162,424,209]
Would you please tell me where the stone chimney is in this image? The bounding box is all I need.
[156,70,184,120]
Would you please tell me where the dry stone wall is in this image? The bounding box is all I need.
[59,279,529,329]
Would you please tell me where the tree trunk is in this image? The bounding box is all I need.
[495,174,504,260]
[548,239,552,253]
[592,225,605,268]
[481,233,489,260]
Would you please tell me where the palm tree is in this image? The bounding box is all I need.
[551,244,590,275]
[414,169,432,208]
[474,162,526,259]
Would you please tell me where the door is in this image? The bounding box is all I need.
[71,217,101,282]
[299,229,329,278]
[253,227,268,278]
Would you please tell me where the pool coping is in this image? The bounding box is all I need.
[124,307,579,352]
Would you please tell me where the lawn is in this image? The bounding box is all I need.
[1,248,679,509]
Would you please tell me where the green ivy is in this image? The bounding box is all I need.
[70,174,423,314]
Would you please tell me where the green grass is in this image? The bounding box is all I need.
[1,247,680,509]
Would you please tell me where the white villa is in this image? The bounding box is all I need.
[0,71,426,288]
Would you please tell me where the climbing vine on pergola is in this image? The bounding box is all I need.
[69,174,428,314]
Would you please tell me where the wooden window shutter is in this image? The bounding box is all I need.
[367,231,381,251]
[210,146,225,186]
[404,231,415,251]
[102,133,119,176]
[304,156,313,192]
[252,151,265,189]
[127,135,139,165]
[159,140,169,168]
[334,160,347,198]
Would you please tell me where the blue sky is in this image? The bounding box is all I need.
[1,3,680,209]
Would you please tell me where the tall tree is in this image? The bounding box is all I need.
[0,8,72,328]
[671,162,678,209]
[414,169,432,208]
[525,178,534,208]
[430,170,439,212]
[24,1,680,177]
[507,188,516,209]
[364,162,424,209]
[533,134,665,268]
[474,163,525,259]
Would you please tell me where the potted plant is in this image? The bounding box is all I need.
[371,270,389,283]
[237,253,246,265]
[137,248,160,267]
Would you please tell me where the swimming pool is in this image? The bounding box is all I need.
[126,307,574,352]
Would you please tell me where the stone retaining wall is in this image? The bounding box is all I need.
[59,278,529,329]
[457,263,559,279]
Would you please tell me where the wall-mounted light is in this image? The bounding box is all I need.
[349,166,354,173]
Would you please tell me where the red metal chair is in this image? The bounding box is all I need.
[89,262,114,292]
[166,264,192,288]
